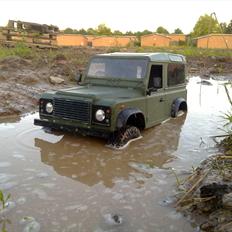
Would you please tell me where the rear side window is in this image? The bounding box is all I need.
[167,64,185,86]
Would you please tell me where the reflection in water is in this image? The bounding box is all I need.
[0,217,11,232]
[34,115,186,188]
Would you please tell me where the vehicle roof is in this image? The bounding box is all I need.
[95,52,186,63]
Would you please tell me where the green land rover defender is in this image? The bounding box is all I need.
[34,52,187,147]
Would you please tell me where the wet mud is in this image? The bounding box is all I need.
[0,55,74,117]
[0,78,231,231]
[187,56,232,77]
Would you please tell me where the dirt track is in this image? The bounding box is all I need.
[0,47,231,117]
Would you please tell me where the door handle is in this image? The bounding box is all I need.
[159,98,165,102]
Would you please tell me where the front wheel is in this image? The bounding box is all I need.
[107,126,141,149]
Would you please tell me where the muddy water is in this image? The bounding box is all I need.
[0,77,231,232]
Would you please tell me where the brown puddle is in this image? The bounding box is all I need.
[0,77,231,232]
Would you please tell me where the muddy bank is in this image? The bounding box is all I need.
[187,56,232,78]
[175,151,232,232]
[0,47,231,117]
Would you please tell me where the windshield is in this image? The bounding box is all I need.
[87,57,148,79]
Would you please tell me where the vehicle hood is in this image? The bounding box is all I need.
[55,85,143,103]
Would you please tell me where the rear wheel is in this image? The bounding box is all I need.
[171,109,186,118]
[176,110,186,117]
[107,126,141,149]
[171,102,187,118]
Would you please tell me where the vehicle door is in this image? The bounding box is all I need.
[146,64,167,126]
[164,63,187,116]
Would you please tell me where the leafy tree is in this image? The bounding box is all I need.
[220,20,232,34]
[134,30,152,37]
[173,28,183,34]
[156,26,169,34]
[225,20,232,34]
[125,31,134,36]
[77,28,87,35]
[72,29,78,34]
[220,22,227,33]
[134,31,141,37]
[141,29,152,35]
[113,30,123,35]
[63,28,74,34]
[96,23,112,35]
[87,28,97,35]
[192,14,220,37]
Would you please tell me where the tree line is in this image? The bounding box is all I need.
[63,14,232,37]
[63,24,183,36]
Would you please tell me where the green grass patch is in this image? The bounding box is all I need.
[0,44,232,70]
[0,45,231,61]
[134,46,232,57]
[0,43,33,59]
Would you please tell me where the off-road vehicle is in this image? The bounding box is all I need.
[34,52,187,147]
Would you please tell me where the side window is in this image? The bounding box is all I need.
[148,65,163,89]
[168,63,185,86]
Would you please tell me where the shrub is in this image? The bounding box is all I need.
[13,43,32,58]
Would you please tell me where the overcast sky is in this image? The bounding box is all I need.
[0,0,231,34]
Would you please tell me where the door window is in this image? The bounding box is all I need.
[148,65,163,89]
[167,63,185,86]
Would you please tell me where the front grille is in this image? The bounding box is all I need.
[54,98,91,123]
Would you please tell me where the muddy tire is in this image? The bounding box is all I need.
[108,126,141,149]
[171,101,187,118]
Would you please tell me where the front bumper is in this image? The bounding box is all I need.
[34,119,110,139]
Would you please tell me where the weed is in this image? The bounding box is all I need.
[224,82,232,106]
[13,43,32,58]
[222,111,232,127]
[0,190,11,210]
[171,168,182,187]
[191,166,196,172]
[220,82,232,152]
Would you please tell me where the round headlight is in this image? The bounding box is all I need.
[45,102,53,113]
[95,109,105,121]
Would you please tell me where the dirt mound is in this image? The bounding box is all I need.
[17,75,39,85]
[53,53,67,62]
[0,56,32,70]
[0,54,73,117]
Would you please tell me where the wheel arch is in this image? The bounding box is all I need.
[171,98,187,117]
[116,108,145,130]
